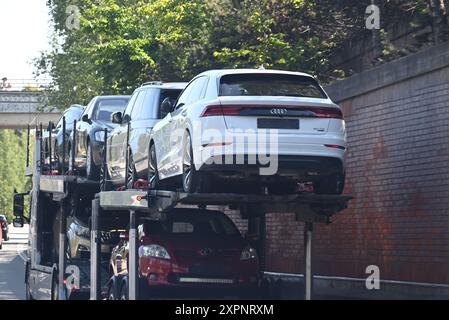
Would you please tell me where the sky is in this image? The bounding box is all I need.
[0,0,51,82]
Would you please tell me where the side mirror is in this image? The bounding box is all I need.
[13,194,24,217]
[122,114,131,123]
[13,217,24,228]
[111,112,123,124]
[82,114,90,123]
[160,97,173,114]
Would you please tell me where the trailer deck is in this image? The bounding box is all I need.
[17,121,353,301]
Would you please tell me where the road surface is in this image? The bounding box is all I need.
[0,224,29,300]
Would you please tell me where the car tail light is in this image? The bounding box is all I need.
[201,105,343,119]
[200,105,242,117]
[312,107,343,119]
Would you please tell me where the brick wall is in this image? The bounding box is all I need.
[224,42,449,285]
[315,64,449,284]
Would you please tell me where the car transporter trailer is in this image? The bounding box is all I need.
[16,120,352,300]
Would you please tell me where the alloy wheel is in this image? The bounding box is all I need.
[148,145,158,189]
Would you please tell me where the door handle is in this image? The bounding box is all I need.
[168,118,173,123]
[181,110,187,117]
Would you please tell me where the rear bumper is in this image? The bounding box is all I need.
[198,154,344,179]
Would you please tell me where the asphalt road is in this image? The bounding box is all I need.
[0,224,29,300]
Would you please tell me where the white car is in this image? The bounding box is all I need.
[148,69,346,194]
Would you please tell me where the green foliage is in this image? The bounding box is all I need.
[35,0,441,108]
[0,130,31,221]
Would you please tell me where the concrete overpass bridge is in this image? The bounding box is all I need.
[0,91,61,129]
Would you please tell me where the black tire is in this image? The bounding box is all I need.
[0,242,2,250]
[86,142,100,180]
[68,144,75,172]
[148,143,160,190]
[119,281,129,300]
[182,132,208,193]
[267,181,298,195]
[126,148,137,189]
[314,173,345,195]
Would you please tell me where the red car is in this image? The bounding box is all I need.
[109,208,259,299]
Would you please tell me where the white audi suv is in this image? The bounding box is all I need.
[148,69,346,194]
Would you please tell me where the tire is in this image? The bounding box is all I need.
[0,242,2,250]
[314,173,345,195]
[148,143,160,190]
[86,142,100,180]
[119,281,129,300]
[126,148,137,189]
[182,132,207,193]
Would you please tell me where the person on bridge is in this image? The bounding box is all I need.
[0,77,12,90]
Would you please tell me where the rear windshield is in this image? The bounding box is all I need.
[94,98,129,121]
[219,73,326,98]
[145,214,239,236]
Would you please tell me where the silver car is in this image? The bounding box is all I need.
[106,82,187,188]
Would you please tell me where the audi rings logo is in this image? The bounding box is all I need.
[270,108,288,116]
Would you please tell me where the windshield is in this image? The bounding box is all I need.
[145,213,239,236]
[94,98,129,121]
[219,73,327,98]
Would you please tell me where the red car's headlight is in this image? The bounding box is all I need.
[139,244,171,260]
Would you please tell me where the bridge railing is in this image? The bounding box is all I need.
[0,78,52,92]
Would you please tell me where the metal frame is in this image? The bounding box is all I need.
[24,123,352,301]
[91,188,352,300]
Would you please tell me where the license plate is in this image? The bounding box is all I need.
[257,118,299,129]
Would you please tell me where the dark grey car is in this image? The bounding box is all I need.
[71,95,130,180]
[43,105,85,169]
